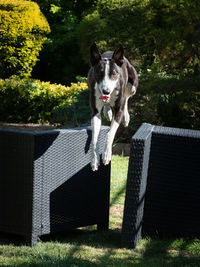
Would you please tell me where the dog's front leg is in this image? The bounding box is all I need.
[103,119,119,165]
[91,112,102,171]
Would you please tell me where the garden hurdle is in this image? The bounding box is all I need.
[122,123,200,248]
[0,126,111,245]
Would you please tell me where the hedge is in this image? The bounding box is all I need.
[0,78,89,124]
[0,0,50,78]
[122,75,200,141]
[0,76,199,142]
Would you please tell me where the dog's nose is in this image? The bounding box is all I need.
[102,89,110,95]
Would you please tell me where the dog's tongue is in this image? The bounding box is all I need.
[99,95,109,101]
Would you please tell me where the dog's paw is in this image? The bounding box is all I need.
[91,153,100,171]
[131,85,136,95]
[123,112,130,127]
[103,148,112,165]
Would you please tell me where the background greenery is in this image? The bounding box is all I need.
[0,2,200,265]
[32,0,96,85]
[30,0,200,81]
[0,0,200,140]
[1,74,199,142]
[0,78,89,124]
[78,0,200,76]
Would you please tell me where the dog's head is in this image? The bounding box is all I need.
[90,43,124,103]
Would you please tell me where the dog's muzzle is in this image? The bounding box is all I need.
[102,89,110,95]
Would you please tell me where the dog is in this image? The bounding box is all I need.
[87,43,138,171]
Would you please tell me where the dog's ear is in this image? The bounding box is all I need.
[112,44,124,66]
[90,43,101,66]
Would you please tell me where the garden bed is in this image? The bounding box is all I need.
[0,122,57,131]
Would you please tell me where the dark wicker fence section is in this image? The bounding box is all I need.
[122,123,200,248]
[0,126,111,245]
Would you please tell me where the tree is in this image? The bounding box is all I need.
[32,0,96,85]
[0,0,50,78]
[78,0,200,76]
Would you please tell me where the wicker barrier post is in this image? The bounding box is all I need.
[122,123,200,248]
[0,126,111,245]
[121,123,154,248]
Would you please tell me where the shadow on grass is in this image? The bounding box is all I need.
[41,227,122,249]
[0,232,25,246]
[110,182,126,207]
[140,238,200,267]
[0,227,121,249]
[1,231,200,267]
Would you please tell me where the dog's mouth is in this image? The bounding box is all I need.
[99,95,110,103]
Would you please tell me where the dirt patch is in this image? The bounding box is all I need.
[167,249,197,258]
[112,143,130,156]
[0,122,58,132]
[110,204,124,215]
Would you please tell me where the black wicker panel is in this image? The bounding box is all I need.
[0,126,110,245]
[0,131,34,235]
[50,163,110,232]
[121,123,154,248]
[142,129,200,237]
[122,124,200,248]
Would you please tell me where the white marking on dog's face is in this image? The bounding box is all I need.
[95,83,104,110]
[95,59,120,103]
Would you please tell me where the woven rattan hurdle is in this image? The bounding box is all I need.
[0,126,110,245]
[122,123,200,248]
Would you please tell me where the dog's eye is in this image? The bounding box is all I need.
[111,73,118,80]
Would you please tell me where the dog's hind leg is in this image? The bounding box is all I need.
[103,106,113,122]
[123,97,130,127]
[122,83,135,127]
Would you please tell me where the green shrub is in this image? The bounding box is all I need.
[51,89,91,126]
[122,75,200,142]
[1,76,199,142]
[0,78,88,123]
[0,0,50,78]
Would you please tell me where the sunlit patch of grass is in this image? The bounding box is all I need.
[110,155,129,206]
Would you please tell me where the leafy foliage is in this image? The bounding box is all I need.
[32,0,95,85]
[1,74,199,139]
[0,78,88,123]
[0,0,50,78]
[78,0,200,75]
[52,89,90,126]
[0,0,199,140]
[123,75,200,142]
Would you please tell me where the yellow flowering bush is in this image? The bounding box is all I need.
[0,0,50,78]
[0,78,89,124]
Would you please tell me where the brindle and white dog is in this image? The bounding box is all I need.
[87,43,138,171]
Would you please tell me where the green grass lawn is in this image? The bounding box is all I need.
[1,155,200,266]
